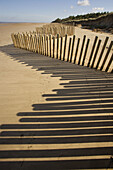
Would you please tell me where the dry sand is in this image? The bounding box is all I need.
[0,23,65,124]
[0,23,113,169]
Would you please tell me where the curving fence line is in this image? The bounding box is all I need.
[11,32,113,73]
[36,24,75,37]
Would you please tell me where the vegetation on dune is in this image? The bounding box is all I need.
[52,12,110,23]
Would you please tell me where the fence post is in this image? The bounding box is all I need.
[73,38,80,64]
[90,39,101,68]
[37,35,40,53]
[60,36,63,60]
[53,36,55,58]
[44,35,46,55]
[67,37,72,62]
[39,35,42,54]
[16,34,19,48]
[105,53,113,72]
[34,34,37,53]
[70,35,76,63]
[56,34,59,59]
[46,35,49,56]
[81,39,90,66]
[63,34,67,61]
[11,33,15,46]
[87,36,98,67]
[49,34,52,57]
[78,35,86,65]
[100,41,113,71]
[95,37,109,69]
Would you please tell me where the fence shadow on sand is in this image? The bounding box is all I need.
[0,44,113,169]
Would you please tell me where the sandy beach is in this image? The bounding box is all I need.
[0,23,113,169]
[0,23,65,124]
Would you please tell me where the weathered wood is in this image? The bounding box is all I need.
[67,37,72,62]
[11,33,15,46]
[56,34,59,59]
[63,34,67,61]
[16,34,19,47]
[21,34,24,49]
[81,38,90,66]
[49,34,52,57]
[78,35,86,65]
[39,35,42,54]
[29,34,33,51]
[95,37,109,69]
[100,41,113,70]
[46,36,49,56]
[16,34,20,48]
[91,39,101,68]
[34,34,37,52]
[87,36,98,67]
[23,33,26,49]
[41,36,44,55]
[73,38,80,64]
[35,35,38,53]
[70,35,76,63]
[53,36,55,58]
[37,35,40,53]
[44,35,46,55]
[105,53,113,72]
[60,36,63,60]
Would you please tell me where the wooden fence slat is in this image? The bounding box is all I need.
[63,34,67,61]
[20,34,23,48]
[105,53,113,72]
[95,37,109,69]
[53,36,55,58]
[56,34,59,59]
[23,33,26,49]
[35,35,38,53]
[91,39,101,68]
[100,41,113,71]
[12,32,113,74]
[27,33,29,50]
[11,33,14,46]
[70,35,76,63]
[24,33,27,49]
[44,35,46,56]
[82,38,90,66]
[39,35,42,54]
[16,34,19,47]
[78,35,86,65]
[73,38,80,64]
[33,34,36,52]
[49,34,52,57]
[46,36,49,56]
[29,34,32,51]
[67,37,72,62]
[42,35,44,55]
[31,34,34,51]
[87,36,98,67]
[60,36,63,60]
[13,34,17,47]
[37,35,40,53]
[34,34,37,52]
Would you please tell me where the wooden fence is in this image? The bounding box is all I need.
[36,24,75,37]
[11,32,113,73]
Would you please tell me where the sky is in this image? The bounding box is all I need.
[0,0,113,22]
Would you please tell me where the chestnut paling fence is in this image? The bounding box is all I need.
[36,24,75,37]
[11,32,113,73]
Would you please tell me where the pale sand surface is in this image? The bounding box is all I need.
[0,23,65,124]
[0,23,113,169]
